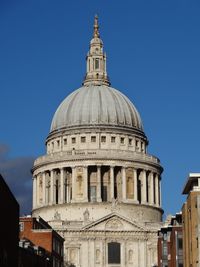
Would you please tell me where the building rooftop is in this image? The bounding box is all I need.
[182,173,200,194]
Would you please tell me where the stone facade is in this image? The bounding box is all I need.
[32,16,163,267]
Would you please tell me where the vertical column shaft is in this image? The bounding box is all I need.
[155,174,159,206]
[33,176,37,209]
[42,172,46,205]
[71,167,76,202]
[159,178,162,207]
[50,170,54,204]
[141,170,147,204]
[149,172,154,205]
[36,174,40,206]
[110,166,114,200]
[84,166,88,202]
[122,167,126,201]
[97,165,102,202]
[60,168,65,204]
[133,168,138,202]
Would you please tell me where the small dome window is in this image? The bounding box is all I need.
[91,136,96,142]
[111,136,116,143]
[81,136,86,143]
[101,136,106,143]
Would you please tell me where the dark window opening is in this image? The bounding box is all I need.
[108,242,121,264]
[91,136,96,142]
[81,136,86,143]
[102,186,107,202]
[95,58,99,69]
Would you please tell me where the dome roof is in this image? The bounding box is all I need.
[50,85,144,133]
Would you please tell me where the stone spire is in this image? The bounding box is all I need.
[83,15,110,86]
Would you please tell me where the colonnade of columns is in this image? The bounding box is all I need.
[33,165,161,209]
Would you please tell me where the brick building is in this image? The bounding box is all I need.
[19,216,64,267]
[0,174,19,267]
[158,213,183,267]
[182,173,200,267]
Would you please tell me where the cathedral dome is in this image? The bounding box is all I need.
[50,85,143,132]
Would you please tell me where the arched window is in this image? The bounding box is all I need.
[108,242,121,264]
[95,58,99,70]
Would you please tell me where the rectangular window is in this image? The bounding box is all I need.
[120,137,125,144]
[111,136,116,143]
[101,136,106,143]
[91,136,96,142]
[129,138,132,145]
[64,138,67,145]
[72,137,76,144]
[81,136,86,143]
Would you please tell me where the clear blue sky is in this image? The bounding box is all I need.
[0,0,200,216]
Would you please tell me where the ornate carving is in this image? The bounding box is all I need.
[105,219,123,230]
[54,210,61,220]
[111,198,118,211]
[83,209,89,222]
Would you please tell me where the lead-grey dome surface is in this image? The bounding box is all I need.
[50,85,144,132]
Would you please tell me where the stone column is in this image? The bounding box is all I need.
[71,167,76,202]
[141,170,147,204]
[83,166,88,202]
[133,168,138,202]
[121,242,125,266]
[42,172,46,205]
[149,172,154,205]
[32,176,37,209]
[50,170,55,204]
[159,178,162,207]
[122,167,126,201]
[110,166,114,200]
[155,174,159,206]
[67,173,70,203]
[97,165,102,202]
[60,168,65,204]
[36,174,41,206]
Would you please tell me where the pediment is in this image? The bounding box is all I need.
[82,213,146,232]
